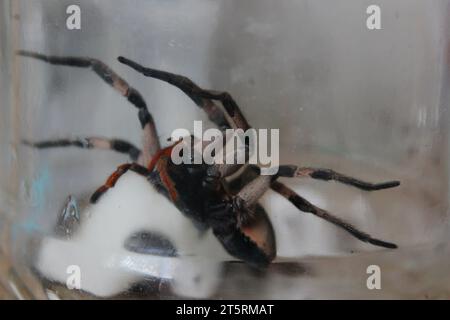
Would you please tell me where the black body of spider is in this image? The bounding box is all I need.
[18,50,400,268]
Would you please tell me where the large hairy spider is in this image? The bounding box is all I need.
[18,50,400,268]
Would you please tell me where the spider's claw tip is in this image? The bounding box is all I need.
[117,56,127,63]
[369,238,398,249]
[377,180,401,190]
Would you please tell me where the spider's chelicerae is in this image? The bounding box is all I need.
[19,50,400,268]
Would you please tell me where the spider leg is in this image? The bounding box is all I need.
[271,181,397,249]
[236,175,276,208]
[271,165,400,191]
[229,167,397,249]
[23,137,142,163]
[118,56,234,130]
[90,163,150,204]
[17,50,160,164]
[118,56,255,181]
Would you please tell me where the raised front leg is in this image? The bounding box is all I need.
[118,56,256,179]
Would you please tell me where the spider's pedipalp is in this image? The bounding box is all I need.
[17,50,160,163]
[271,181,398,249]
[23,137,142,162]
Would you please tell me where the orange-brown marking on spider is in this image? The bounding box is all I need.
[147,141,182,201]
[242,228,267,253]
[90,163,133,203]
[105,163,132,187]
[241,216,276,261]
[147,140,182,171]
[157,157,178,201]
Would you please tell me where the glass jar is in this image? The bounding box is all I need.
[1,0,449,299]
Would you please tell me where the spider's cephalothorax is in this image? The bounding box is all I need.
[19,50,400,268]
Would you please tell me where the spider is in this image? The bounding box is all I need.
[18,50,400,268]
